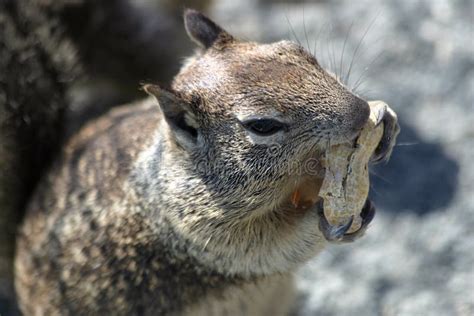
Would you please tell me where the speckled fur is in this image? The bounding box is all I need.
[15,10,378,315]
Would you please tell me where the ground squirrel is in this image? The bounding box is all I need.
[15,9,399,315]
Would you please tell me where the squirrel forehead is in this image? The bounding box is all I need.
[173,40,343,115]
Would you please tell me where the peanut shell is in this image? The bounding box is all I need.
[319,101,386,232]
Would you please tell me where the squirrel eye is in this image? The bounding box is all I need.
[242,118,287,136]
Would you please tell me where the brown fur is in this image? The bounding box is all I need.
[15,10,398,315]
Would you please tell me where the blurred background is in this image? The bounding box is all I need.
[1,0,472,315]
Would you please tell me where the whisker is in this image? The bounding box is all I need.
[339,21,354,85]
[351,32,388,63]
[331,33,339,81]
[302,8,311,53]
[325,33,332,73]
[348,33,390,92]
[356,87,378,98]
[326,26,337,76]
[284,12,302,47]
[395,142,419,147]
[313,22,328,57]
[369,169,392,184]
[344,12,381,85]
[352,49,386,92]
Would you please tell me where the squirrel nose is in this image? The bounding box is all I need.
[351,97,370,133]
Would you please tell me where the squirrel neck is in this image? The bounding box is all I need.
[129,125,325,278]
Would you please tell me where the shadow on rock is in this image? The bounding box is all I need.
[369,119,459,215]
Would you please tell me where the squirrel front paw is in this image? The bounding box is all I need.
[371,102,400,163]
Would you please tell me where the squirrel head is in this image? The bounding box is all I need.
[142,9,370,276]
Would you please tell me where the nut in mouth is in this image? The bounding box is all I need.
[285,101,397,243]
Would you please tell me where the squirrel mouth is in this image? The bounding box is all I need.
[288,183,376,243]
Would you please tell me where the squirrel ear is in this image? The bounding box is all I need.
[143,84,199,148]
[184,9,233,48]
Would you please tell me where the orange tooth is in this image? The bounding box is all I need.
[291,190,301,208]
